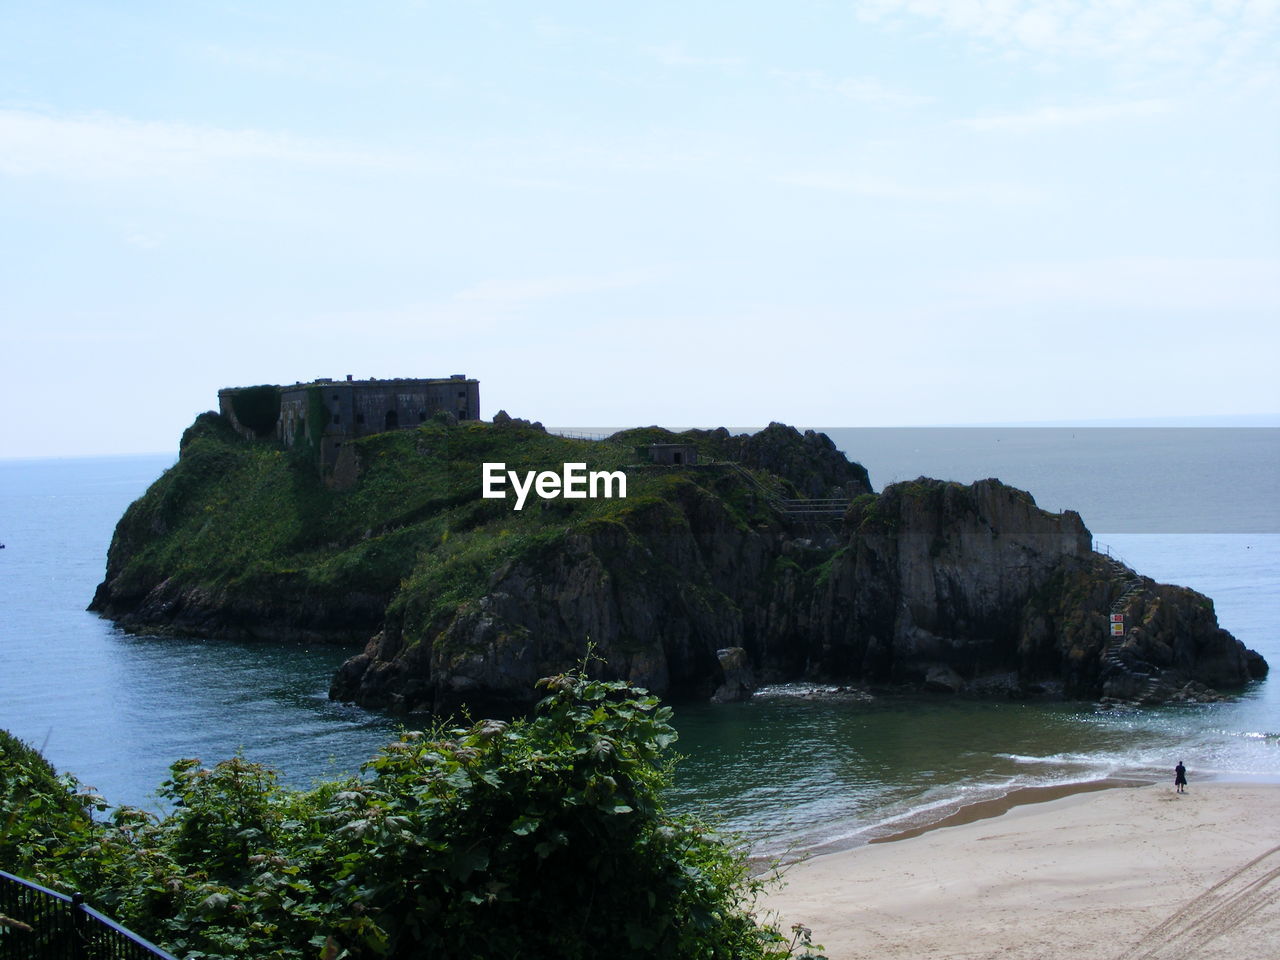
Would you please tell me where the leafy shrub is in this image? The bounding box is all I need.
[2,673,823,960]
[0,730,99,871]
[230,385,282,438]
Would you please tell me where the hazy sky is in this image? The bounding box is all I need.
[3,1,1278,457]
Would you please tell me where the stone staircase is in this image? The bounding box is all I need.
[1098,552,1163,702]
[773,497,851,519]
[722,462,851,520]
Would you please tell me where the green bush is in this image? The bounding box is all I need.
[230,385,282,438]
[0,730,100,871]
[1,673,823,960]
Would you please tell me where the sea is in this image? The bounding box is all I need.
[1,428,1276,860]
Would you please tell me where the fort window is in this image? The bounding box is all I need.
[332,414,341,425]
[418,411,427,422]
[385,410,399,429]
[457,390,466,398]
[356,413,365,425]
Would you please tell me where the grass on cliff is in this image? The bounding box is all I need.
[0,672,825,960]
[106,415,786,642]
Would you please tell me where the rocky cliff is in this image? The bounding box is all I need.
[92,413,1267,714]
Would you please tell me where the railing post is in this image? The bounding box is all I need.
[71,892,88,960]
[2,870,180,960]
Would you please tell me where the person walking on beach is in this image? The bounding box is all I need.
[1174,761,1188,794]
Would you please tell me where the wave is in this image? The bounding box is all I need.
[757,771,1137,862]
[752,683,874,701]
[996,751,1115,767]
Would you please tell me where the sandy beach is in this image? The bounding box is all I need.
[761,781,1280,960]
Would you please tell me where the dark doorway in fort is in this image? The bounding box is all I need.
[385,410,398,429]
[673,452,683,464]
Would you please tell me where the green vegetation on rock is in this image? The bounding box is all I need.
[1,730,97,870]
[229,385,283,438]
[92,415,807,657]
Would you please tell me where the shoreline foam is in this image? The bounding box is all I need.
[867,776,1152,844]
[760,781,1280,960]
[761,776,1152,867]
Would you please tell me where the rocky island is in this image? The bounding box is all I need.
[90,394,1267,715]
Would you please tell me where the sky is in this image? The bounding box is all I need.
[2,0,1278,457]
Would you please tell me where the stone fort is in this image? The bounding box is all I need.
[218,374,480,475]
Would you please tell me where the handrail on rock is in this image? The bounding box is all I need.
[0,870,178,960]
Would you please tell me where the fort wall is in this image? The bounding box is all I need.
[219,375,480,467]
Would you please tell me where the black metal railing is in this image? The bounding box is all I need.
[0,870,178,960]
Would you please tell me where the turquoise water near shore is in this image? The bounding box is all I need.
[0,438,1275,856]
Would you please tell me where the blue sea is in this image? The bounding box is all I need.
[0,429,1276,857]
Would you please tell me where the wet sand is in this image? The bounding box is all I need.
[760,781,1280,960]
[866,777,1153,844]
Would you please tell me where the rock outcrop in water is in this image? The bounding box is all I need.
[91,414,1267,714]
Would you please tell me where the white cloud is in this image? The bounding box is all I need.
[122,231,165,250]
[775,170,1043,204]
[0,108,744,198]
[643,43,746,68]
[0,109,403,181]
[454,268,666,304]
[533,19,598,43]
[770,69,934,108]
[946,256,1280,312]
[202,44,391,85]
[853,0,1279,85]
[290,268,671,343]
[959,98,1173,131]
